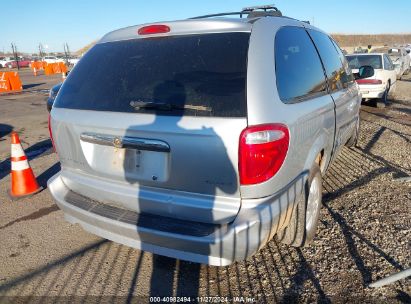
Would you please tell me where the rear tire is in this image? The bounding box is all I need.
[376,84,390,108]
[276,164,322,247]
[346,117,360,147]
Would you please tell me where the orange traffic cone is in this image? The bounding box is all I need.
[8,132,42,200]
[33,67,37,76]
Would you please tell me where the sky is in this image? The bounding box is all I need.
[1,0,410,54]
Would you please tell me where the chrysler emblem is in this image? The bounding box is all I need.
[113,137,122,148]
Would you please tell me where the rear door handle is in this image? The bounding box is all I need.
[80,133,170,152]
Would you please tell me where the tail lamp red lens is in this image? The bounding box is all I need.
[48,114,56,153]
[239,124,289,185]
[138,25,170,35]
[356,79,382,85]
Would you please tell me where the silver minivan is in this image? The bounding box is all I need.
[48,6,364,266]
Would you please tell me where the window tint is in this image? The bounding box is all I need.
[275,27,327,102]
[307,29,349,92]
[346,55,383,70]
[55,33,250,117]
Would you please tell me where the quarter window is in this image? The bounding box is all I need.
[307,29,348,92]
[275,26,327,102]
[384,55,394,70]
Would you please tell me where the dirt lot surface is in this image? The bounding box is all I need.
[0,70,410,303]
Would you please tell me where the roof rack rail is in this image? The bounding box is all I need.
[190,4,282,20]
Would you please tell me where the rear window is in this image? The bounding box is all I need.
[54,33,250,117]
[346,55,382,70]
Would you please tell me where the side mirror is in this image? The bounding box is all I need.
[355,65,374,80]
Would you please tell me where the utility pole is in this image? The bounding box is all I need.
[38,43,45,58]
[63,43,70,65]
[11,43,19,70]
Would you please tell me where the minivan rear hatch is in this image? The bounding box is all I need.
[52,31,250,224]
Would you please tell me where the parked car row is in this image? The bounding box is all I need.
[40,56,81,65]
[44,56,80,66]
[0,55,82,68]
[370,47,410,80]
[387,48,410,79]
[346,53,397,108]
[4,58,32,68]
[47,5,374,266]
[344,44,411,108]
[0,57,13,68]
[0,56,31,68]
[42,56,65,63]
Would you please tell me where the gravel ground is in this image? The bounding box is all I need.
[0,73,409,303]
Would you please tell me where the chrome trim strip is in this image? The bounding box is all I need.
[80,133,170,152]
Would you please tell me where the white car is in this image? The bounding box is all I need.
[68,57,80,66]
[388,48,410,79]
[0,57,13,68]
[42,56,64,63]
[346,53,397,107]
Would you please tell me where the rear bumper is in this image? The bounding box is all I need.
[358,84,386,99]
[48,172,306,266]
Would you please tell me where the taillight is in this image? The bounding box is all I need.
[356,79,382,85]
[48,114,56,153]
[138,25,170,35]
[239,124,289,185]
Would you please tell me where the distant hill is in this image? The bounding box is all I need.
[76,41,96,55]
[332,34,411,47]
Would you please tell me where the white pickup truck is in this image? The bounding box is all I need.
[42,56,65,63]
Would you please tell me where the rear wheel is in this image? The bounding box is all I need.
[346,116,360,147]
[376,84,390,108]
[276,164,322,247]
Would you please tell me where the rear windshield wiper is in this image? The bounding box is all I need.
[129,100,211,112]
